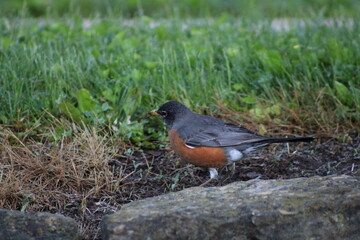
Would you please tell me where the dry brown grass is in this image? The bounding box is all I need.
[0,126,121,211]
[214,95,359,139]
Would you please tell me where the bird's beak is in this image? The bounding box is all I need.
[149,110,159,116]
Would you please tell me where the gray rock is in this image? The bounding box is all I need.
[0,209,79,240]
[101,176,360,240]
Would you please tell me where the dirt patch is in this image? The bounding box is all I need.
[67,135,359,239]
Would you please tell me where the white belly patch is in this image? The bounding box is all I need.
[227,149,243,161]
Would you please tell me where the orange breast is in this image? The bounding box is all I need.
[168,129,227,168]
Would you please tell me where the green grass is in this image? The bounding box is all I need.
[0,16,359,142]
[1,0,360,18]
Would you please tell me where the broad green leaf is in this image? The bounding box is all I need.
[121,37,140,50]
[0,115,8,124]
[101,103,111,111]
[53,126,72,141]
[50,63,64,74]
[241,96,256,104]
[144,61,157,69]
[265,104,281,116]
[232,83,243,91]
[109,31,125,46]
[226,47,240,57]
[334,81,352,105]
[131,69,142,81]
[91,49,100,58]
[99,69,110,78]
[249,107,266,121]
[155,27,170,40]
[257,49,282,71]
[140,16,152,24]
[0,37,13,50]
[76,88,98,112]
[102,89,116,104]
[58,102,86,123]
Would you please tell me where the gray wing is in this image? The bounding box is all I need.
[177,115,267,147]
[184,129,267,147]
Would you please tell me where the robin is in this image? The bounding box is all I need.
[151,101,314,182]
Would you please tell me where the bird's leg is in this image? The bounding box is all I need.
[200,168,218,187]
[209,168,218,179]
[231,163,236,175]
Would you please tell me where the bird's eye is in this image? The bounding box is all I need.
[161,111,167,117]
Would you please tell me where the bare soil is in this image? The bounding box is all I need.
[61,135,359,239]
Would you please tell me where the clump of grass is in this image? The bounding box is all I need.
[0,125,119,211]
[0,123,195,238]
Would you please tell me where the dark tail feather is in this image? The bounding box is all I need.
[260,136,315,144]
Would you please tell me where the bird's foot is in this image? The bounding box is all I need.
[200,168,218,187]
